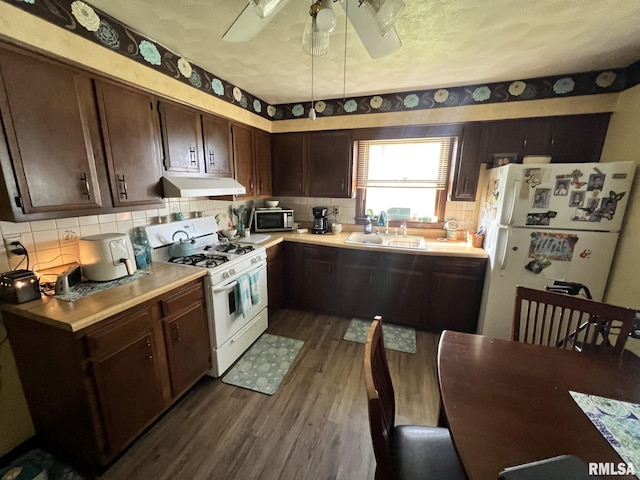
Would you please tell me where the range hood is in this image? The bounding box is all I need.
[162,175,246,197]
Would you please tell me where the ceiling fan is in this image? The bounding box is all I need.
[223,0,405,59]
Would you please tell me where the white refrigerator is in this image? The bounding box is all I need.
[477,161,636,340]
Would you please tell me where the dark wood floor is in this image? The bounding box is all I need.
[99,309,442,480]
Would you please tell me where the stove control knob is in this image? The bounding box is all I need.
[222,271,230,279]
[252,256,260,264]
[230,268,236,276]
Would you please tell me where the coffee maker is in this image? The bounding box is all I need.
[312,206,329,234]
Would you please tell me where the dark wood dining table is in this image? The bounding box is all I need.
[437,330,640,480]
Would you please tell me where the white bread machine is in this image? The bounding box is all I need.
[79,233,137,281]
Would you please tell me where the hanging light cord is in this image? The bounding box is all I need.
[311,27,314,110]
[342,0,348,100]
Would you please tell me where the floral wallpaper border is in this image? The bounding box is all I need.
[4,0,640,122]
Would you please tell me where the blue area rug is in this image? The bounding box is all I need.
[0,449,85,480]
[222,334,304,395]
[343,318,416,354]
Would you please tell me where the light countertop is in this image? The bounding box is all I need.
[260,231,488,259]
[0,262,206,333]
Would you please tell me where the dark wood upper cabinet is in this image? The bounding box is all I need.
[0,48,108,214]
[202,113,233,177]
[307,131,353,197]
[95,81,163,207]
[230,124,271,198]
[450,123,483,201]
[481,115,611,165]
[481,117,549,162]
[547,114,610,163]
[158,101,203,173]
[272,133,305,196]
[232,123,255,198]
[272,130,353,198]
[254,129,272,197]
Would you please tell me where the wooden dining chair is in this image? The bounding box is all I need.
[512,286,636,355]
[364,316,466,480]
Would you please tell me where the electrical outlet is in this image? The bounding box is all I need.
[332,206,340,216]
[3,234,21,254]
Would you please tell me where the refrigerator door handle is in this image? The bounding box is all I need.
[503,180,521,226]
[499,227,510,271]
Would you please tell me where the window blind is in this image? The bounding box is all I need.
[356,137,452,189]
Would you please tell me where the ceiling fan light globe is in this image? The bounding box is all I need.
[250,0,282,18]
[316,7,337,33]
[302,17,330,56]
[374,0,405,35]
[309,107,317,120]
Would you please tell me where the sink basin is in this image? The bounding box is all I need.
[345,232,384,245]
[345,232,427,250]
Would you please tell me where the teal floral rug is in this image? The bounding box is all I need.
[0,448,86,479]
[222,334,304,395]
[343,318,416,354]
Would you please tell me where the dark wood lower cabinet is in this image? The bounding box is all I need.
[301,245,339,314]
[339,250,381,319]
[284,242,487,333]
[426,258,486,333]
[379,254,432,328]
[3,278,210,468]
[267,243,284,313]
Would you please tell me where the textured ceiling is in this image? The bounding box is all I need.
[86,0,640,105]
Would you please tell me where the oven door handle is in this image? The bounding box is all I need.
[213,281,238,293]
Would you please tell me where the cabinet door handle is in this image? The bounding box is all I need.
[81,172,91,201]
[550,135,555,146]
[145,338,153,361]
[463,178,469,191]
[369,272,373,285]
[189,147,197,166]
[118,174,128,199]
[208,150,215,168]
[523,138,528,149]
[250,180,254,191]
[175,323,181,343]
[341,178,345,191]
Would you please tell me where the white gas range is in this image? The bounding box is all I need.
[145,217,268,377]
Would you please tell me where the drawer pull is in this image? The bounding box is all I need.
[81,172,91,200]
[118,174,128,199]
[175,324,181,343]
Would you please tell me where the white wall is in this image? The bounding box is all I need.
[600,84,640,310]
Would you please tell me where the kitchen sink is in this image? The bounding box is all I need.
[345,232,427,250]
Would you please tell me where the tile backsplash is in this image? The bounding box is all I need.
[0,197,256,274]
[274,196,478,231]
[0,196,480,275]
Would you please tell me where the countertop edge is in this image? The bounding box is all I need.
[260,232,488,258]
[0,263,207,333]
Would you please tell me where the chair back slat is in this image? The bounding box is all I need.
[512,286,635,355]
[364,316,397,480]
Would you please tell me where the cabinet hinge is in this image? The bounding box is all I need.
[14,196,22,208]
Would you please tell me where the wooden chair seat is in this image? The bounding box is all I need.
[364,316,466,480]
[512,286,635,355]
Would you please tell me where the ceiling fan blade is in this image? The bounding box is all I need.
[341,0,402,59]
[223,0,292,42]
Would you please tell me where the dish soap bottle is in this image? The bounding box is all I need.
[364,215,372,234]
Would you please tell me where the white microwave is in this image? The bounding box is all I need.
[253,208,295,232]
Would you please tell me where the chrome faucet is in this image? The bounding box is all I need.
[400,224,407,237]
[384,215,390,235]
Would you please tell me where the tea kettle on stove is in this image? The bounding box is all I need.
[169,230,196,257]
[170,230,196,257]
